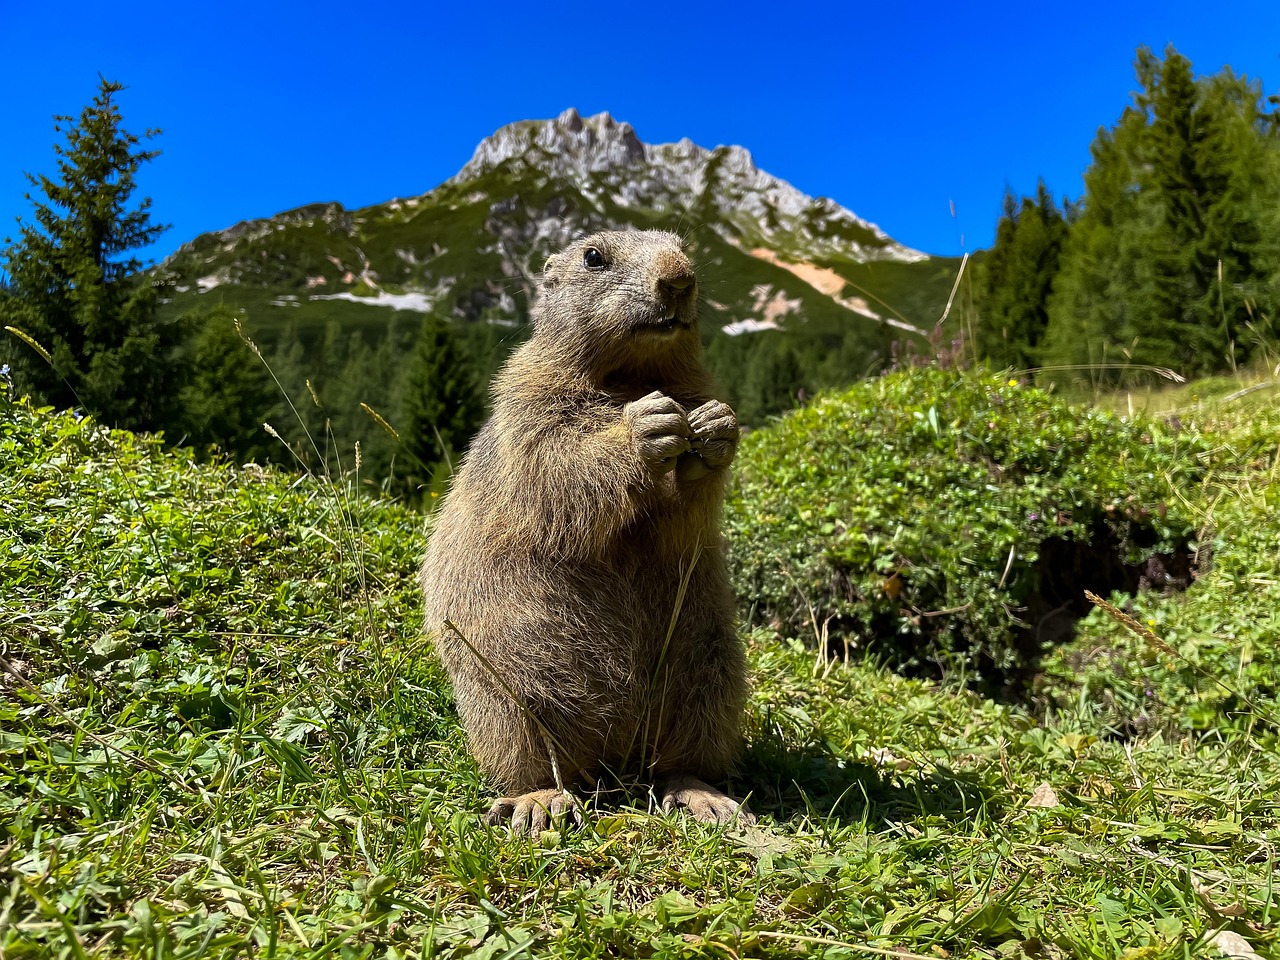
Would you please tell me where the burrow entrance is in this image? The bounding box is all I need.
[1007,520,1196,697]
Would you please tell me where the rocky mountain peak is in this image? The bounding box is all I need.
[451,108,647,184]
[158,107,942,347]
[447,109,924,264]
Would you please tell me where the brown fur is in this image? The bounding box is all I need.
[419,230,752,829]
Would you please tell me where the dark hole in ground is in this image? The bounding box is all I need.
[1006,520,1195,699]
[810,519,1197,701]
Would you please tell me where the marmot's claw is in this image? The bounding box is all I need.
[697,439,737,471]
[688,399,739,441]
[625,392,692,471]
[629,391,687,420]
[660,775,756,826]
[686,401,739,471]
[485,789,584,835]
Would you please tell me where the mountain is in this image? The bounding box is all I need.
[157,108,962,356]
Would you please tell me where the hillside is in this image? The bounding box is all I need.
[3,368,1277,958]
[155,109,961,363]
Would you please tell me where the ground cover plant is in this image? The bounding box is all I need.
[1039,376,1280,739]
[2,368,1278,959]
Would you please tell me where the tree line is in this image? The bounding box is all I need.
[976,45,1280,384]
[0,77,867,491]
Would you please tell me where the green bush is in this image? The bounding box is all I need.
[0,390,445,754]
[726,368,1206,681]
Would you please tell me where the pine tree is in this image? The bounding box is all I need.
[0,78,182,429]
[1192,69,1280,367]
[400,313,485,500]
[1044,46,1280,382]
[976,181,1069,371]
[738,332,806,425]
[1042,110,1147,381]
[1127,47,1218,373]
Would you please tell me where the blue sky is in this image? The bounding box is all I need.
[4,1,1278,261]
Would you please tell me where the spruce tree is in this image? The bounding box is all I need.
[739,332,806,425]
[1128,47,1218,373]
[976,181,1069,371]
[1044,45,1280,382]
[1042,111,1146,381]
[400,313,485,500]
[0,78,181,429]
[1192,69,1280,366]
[176,306,277,462]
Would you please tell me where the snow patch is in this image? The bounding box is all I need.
[723,318,779,336]
[311,290,436,312]
[750,284,802,324]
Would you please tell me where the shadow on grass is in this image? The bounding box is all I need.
[737,735,997,829]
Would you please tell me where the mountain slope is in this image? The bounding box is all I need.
[157,109,960,356]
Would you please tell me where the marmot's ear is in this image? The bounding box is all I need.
[542,255,559,289]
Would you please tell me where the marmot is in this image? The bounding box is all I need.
[420,230,753,833]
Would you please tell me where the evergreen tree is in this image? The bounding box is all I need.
[1192,70,1280,366]
[176,306,277,462]
[0,78,183,429]
[400,313,485,500]
[738,332,806,425]
[1042,111,1147,380]
[976,181,1069,370]
[1127,47,1220,372]
[1044,46,1280,382]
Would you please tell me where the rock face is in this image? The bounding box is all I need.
[452,108,648,181]
[449,108,925,265]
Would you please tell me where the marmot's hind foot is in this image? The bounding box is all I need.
[660,774,756,825]
[484,788,584,835]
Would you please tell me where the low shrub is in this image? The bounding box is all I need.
[1039,394,1280,737]
[726,368,1206,684]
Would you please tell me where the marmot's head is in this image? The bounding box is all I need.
[534,231,701,373]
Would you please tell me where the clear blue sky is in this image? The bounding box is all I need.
[4,1,1278,261]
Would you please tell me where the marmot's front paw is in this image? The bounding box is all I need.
[624,391,690,474]
[687,400,739,471]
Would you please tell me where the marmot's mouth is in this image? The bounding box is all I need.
[642,310,686,334]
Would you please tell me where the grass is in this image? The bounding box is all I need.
[2,367,1279,959]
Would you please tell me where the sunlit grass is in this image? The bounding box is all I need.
[2,361,1278,958]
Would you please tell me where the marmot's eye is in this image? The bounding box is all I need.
[583,248,606,271]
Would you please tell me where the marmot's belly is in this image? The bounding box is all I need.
[440,548,686,665]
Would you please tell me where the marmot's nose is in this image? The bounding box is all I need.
[660,273,694,295]
[654,249,696,297]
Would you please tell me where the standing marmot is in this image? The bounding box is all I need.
[420,230,753,832]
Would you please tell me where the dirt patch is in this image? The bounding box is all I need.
[747,247,926,335]
[750,247,848,296]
